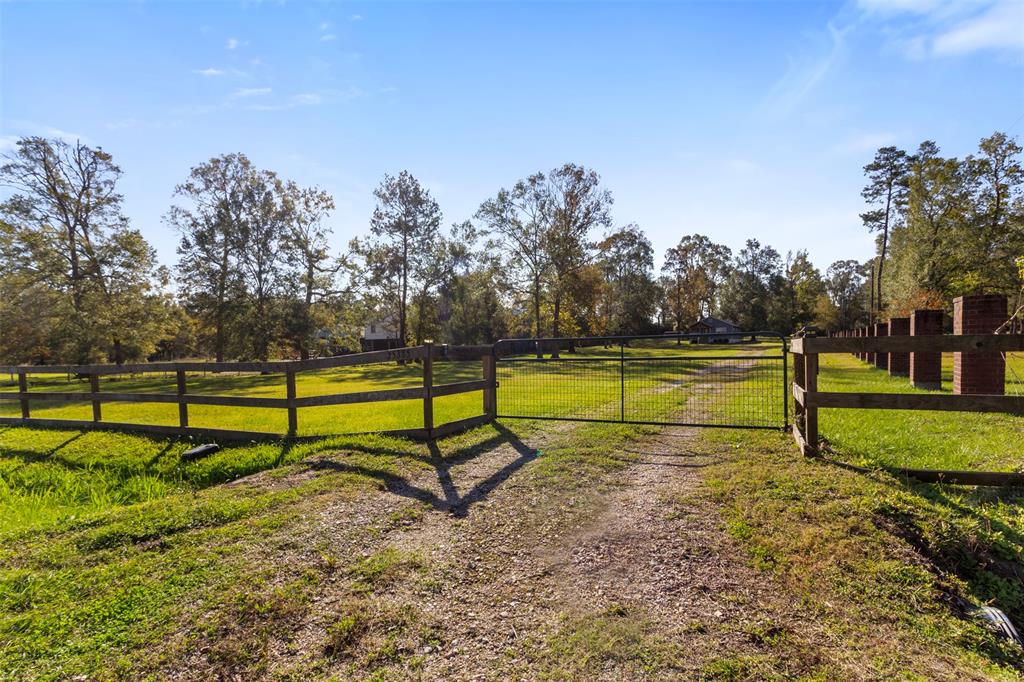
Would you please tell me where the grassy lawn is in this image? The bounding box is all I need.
[816,353,1024,472]
[0,417,656,681]
[497,340,785,426]
[0,341,783,436]
[696,425,1024,678]
[1,343,1023,679]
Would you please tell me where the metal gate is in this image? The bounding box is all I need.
[493,332,788,429]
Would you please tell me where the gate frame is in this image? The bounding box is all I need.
[492,331,789,431]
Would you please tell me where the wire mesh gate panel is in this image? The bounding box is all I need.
[494,333,788,429]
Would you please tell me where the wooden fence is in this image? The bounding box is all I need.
[0,343,497,441]
[791,333,1024,485]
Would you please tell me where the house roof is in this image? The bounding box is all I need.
[690,316,741,330]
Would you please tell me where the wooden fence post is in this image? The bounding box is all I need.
[804,351,819,454]
[176,370,188,431]
[422,343,434,438]
[18,371,28,419]
[89,374,101,422]
[286,367,297,437]
[482,354,496,419]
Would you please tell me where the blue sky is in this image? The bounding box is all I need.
[2,0,1022,273]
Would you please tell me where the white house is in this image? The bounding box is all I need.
[361,315,401,352]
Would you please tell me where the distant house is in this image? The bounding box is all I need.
[360,316,402,352]
[685,316,743,343]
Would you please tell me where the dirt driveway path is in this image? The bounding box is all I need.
[264,413,825,681]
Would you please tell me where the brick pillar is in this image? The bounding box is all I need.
[873,322,889,370]
[910,309,943,390]
[953,294,1006,395]
[867,324,877,366]
[887,317,910,376]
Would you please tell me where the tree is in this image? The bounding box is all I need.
[597,224,657,334]
[0,137,168,364]
[661,234,732,337]
[410,221,475,345]
[354,171,442,348]
[544,164,612,350]
[861,146,910,319]
[786,250,826,330]
[281,182,340,359]
[718,239,782,331]
[476,173,551,342]
[960,132,1024,294]
[824,260,868,330]
[235,167,289,361]
[168,153,251,362]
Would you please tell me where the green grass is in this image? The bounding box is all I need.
[0,411,663,680]
[2,342,1023,678]
[0,341,781,436]
[0,360,486,436]
[816,353,1024,472]
[696,426,1024,678]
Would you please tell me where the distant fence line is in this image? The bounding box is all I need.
[0,343,497,441]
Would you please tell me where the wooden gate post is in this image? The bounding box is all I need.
[793,348,805,438]
[286,367,297,437]
[18,371,29,419]
[803,352,819,454]
[89,374,101,422]
[422,343,434,438]
[176,370,189,431]
[482,354,496,419]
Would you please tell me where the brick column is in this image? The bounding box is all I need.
[888,317,910,377]
[953,294,1006,395]
[873,322,889,370]
[910,309,943,390]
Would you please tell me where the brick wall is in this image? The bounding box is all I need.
[873,322,889,370]
[888,317,910,376]
[953,294,1006,395]
[910,309,943,390]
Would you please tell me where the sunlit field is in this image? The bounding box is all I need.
[0,339,783,436]
[815,352,1024,472]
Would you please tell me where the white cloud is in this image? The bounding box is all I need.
[0,135,19,152]
[291,93,322,106]
[193,67,226,77]
[226,37,245,50]
[761,21,850,116]
[319,21,331,31]
[230,87,272,98]
[351,14,364,21]
[858,0,1024,57]
[320,34,336,42]
[245,92,324,111]
[933,1,1024,54]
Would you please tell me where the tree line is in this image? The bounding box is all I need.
[0,132,1019,365]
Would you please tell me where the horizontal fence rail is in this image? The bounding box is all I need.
[791,327,1024,485]
[0,343,497,441]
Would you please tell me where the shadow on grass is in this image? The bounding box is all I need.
[307,422,538,518]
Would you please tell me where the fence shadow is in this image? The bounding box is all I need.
[306,422,538,518]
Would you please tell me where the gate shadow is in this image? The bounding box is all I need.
[306,422,538,518]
